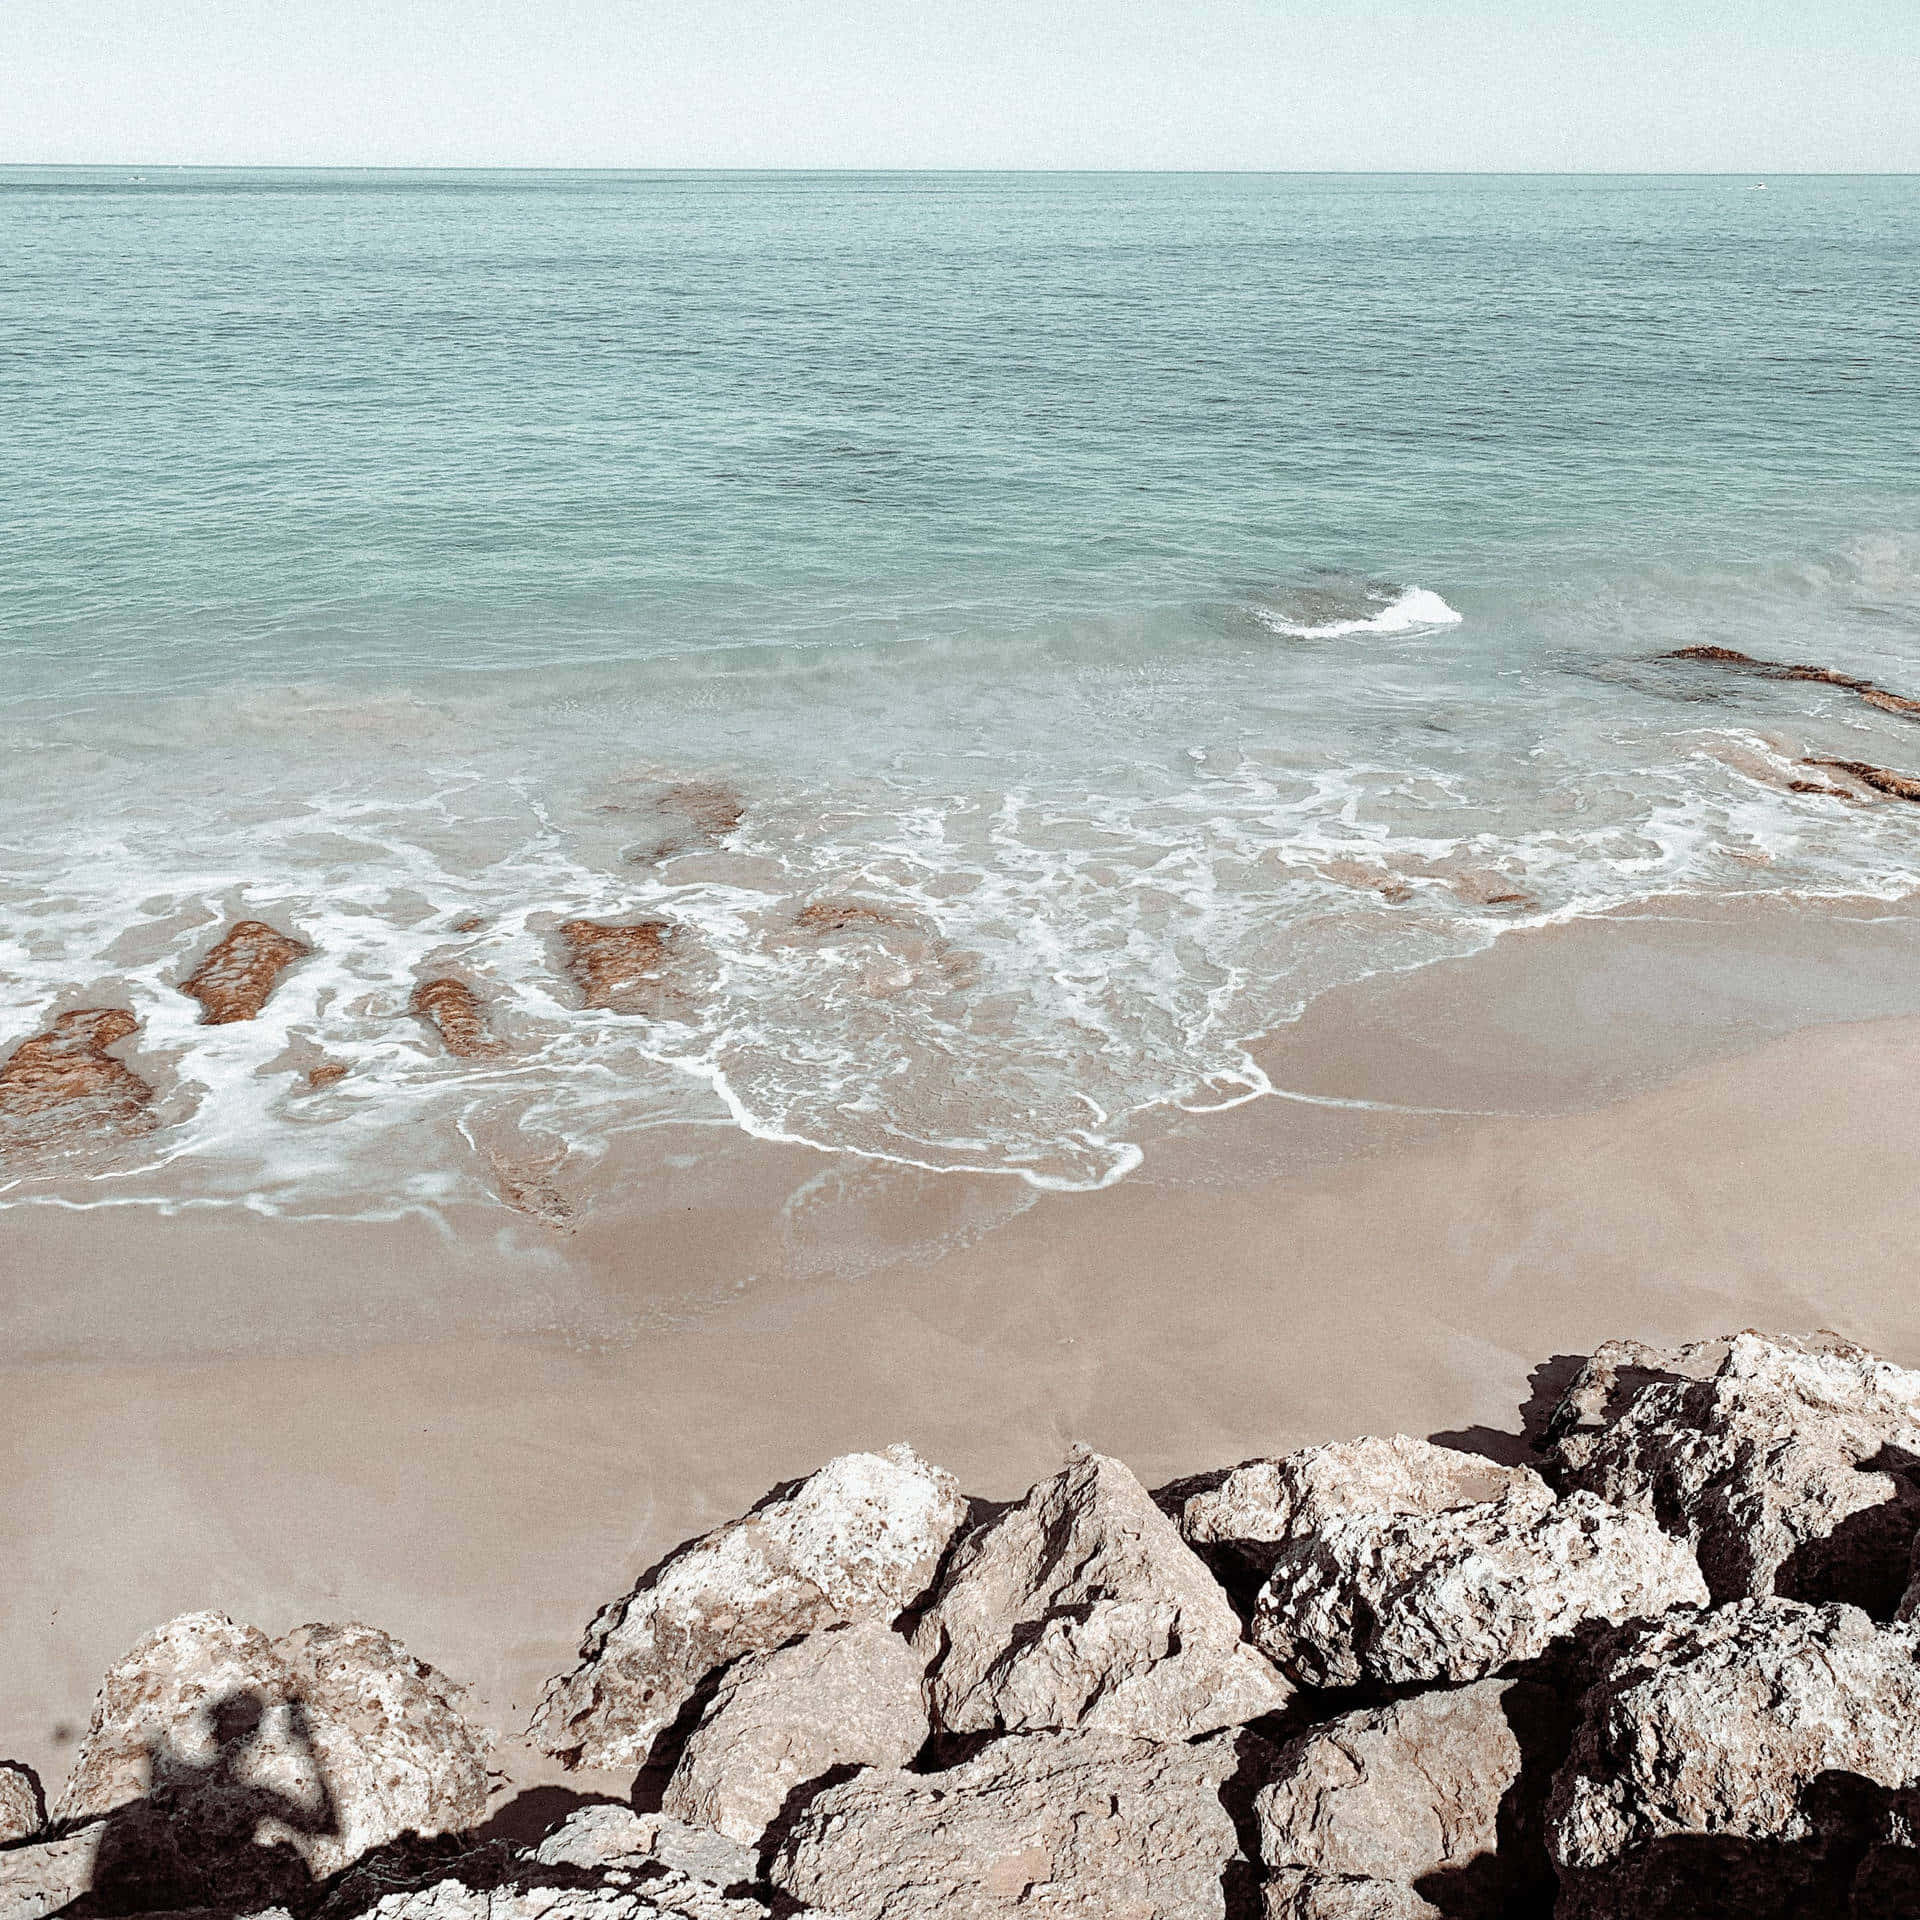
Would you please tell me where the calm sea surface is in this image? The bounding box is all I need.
[3,171,1918,1206]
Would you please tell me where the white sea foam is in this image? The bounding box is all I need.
[5,539,1920,1218]
[1255,585,1465,639]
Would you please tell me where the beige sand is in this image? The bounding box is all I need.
[7,895,1920,1806]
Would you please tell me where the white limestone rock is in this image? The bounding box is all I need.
[0,1823,103,1920]
[910,1446,1288,1740]
[50,1611,489,1902]
[663,1620,928,1846]
[1231,1438,1704,1688]
[0,1764,43,1846]
[1185,1436,1533,1571]
[1550,1330,1920,1612]
[537,1445,965,1771]
[346,1867,773,1920]
[770,1727,1252,1920]
[1548,1599,1920,1916]
[1257,1679,1550,1920]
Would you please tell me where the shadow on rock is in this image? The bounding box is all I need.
[64,1687,336,1915]
[1557,1773,1920,1920]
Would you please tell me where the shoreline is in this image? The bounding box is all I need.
[9,892,1920,1798]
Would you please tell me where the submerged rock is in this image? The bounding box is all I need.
[179,920,311,1023]
[1259,1678,1560,1920]
[663,1619,928,1847]
[0,1007,155,1153]
[610,781,747,867]
[770,1728,1253,1920]
[1206,1436,1704,1689]
[53,1611,490,1899]
[410,978,505,1058]
[1550,1329,1920,1612]
[1548,1599,1920,1917]
[536,1445,965,1772]
[1669,643,1920,720]
[1801,757,1920,803]
[558,919,684,1016]
[911,1445,1289,1741]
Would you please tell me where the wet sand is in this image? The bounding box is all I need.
[7,893,1920,1806]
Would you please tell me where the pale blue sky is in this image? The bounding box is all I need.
[4,0,1917,171]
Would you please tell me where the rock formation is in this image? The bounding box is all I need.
[662,1619,929,1847]
[1549,1330,1920,1613]
[1195,1436,1705,1689]
[51,1611,490,1900]
[911,1445,1289,1740]
[536,1445,966,1771]
[1258,1679,1559,1919]
[0,1007,154,1155]
[410,978,505,1058]
[557,919,684,1016]
[1668,643,1920,719]
[1801,757,1920,803]
[769,1728,1255,1920]
[179,920,312,1023]
[1548,1599,1920,1917]
[22,1327,1920,1918]
[0,1763,43,1845]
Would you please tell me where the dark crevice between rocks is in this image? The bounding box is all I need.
[625,1661,735,1816]
[465,1784,623,1850]
[1216,1726,1278,1920]
[754,1762,861,1887]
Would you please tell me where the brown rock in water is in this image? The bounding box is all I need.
[662,1619,930,1846]
[179,920,311,1023]
[558,918,682,1014]
[409,977,505,1058]
[1669,643,1920,718]
[1321,859,1415,905]
[535,1445,966,1772]
[1550,1330,1920,1613]
[1802,757,1920,803]
[306,1060,350,1090]
[52,1611,490,1904]
[769,1728,1254,1920]
[610,780,747,866]
[0,1008,155,1152]
[1450,869,1535,909]
[912,1445,1289,1740]
[1548,1599,1920,1919]
[1258,1679,1559,1919]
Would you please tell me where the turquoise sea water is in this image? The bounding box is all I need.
[3,171,1918,1206]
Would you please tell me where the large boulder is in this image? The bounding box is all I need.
[910,1446,1288,1740]
[1209,1437,1704,1689]
[536,1446,966,1771]
[1549,1330,1920,1613]
[1257,1679,1559,1920]
[0,1824,102,1920]
[0,1763,42,1845]
[50,1611,490,1904]
[1185,1437,1530,1572]
[663,1620,928,1846]
[1548,1599,1920,1917]
[769,1727,1254,1920]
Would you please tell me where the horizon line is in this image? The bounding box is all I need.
[3,163,1916,177]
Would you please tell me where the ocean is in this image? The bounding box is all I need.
[3,169,1917,1212]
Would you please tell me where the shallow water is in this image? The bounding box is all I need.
[3,170,1918,1207]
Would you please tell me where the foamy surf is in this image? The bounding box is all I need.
[1254,584,1465,639]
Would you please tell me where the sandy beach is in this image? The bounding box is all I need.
[8,891,1920,1810]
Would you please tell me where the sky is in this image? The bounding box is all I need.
[3,0,1918,172]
